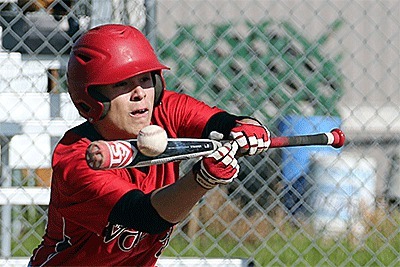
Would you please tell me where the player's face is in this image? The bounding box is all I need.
[94,72,155,139]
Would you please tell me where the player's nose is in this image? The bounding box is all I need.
[130,86,146,101]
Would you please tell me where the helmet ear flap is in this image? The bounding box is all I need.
[153,73,165,106]
[88,87,111,120]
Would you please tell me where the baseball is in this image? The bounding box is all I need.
[137,125,168,157]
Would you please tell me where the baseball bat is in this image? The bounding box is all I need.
[86,128,345,170]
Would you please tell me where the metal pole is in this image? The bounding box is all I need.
[144,0,157,49]
[0,123,22,257]
[1,137,12,257]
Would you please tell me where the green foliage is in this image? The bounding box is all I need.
[158,20,344,127]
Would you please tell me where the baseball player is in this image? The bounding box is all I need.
[29,24,270,266]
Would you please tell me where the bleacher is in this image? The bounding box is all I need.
[0,33,82,259]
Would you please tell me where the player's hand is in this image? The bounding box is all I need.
[193,141,239,190]
[230,119,271,156]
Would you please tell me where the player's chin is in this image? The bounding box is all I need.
[129,122,152,137]
[127,112,150,129]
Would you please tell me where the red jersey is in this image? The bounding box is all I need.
[30,91,223,266]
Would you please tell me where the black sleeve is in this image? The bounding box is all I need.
[201,112,252,139]
[109,189,175,234]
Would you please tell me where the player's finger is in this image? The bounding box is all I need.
[208,141,238,161]
[247,135,258,156]
[230,131,249,150]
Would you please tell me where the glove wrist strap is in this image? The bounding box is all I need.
[192,161,217,190]
[195,173,217,190]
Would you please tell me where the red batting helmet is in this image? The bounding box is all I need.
[67,24,169,122]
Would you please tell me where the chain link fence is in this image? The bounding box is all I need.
[0,0,399,266]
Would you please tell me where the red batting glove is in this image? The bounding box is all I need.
[193,141,240,190]
[230,121,271,156]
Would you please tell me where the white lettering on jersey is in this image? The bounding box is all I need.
[104,224,126,243]
[155,227,173,258]
[104,223,147,252]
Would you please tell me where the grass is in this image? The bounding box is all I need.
[8,189,400,266]
[163,189,400,266]
[164,224,400,266]
[9,206,47,257]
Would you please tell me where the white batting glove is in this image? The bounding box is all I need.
[230,120,271,156]
[193,141,240,190]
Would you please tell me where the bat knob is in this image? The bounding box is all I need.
[330,128,345,148]
[86,141,110,169]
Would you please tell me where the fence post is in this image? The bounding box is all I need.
[144,0,157,49]
[0,123,22,257]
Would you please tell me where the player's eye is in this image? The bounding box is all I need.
[140,76,153,89]
[113,81,128,88]
[141,76,151,82]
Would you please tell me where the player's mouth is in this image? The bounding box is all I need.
[130,108,149,117]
